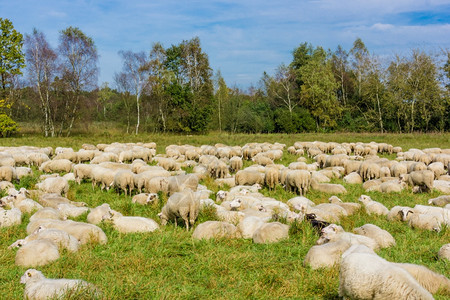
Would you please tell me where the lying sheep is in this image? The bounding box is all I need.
[56,203,89,219]
[310,178,347,194]
[132,193,158,205]
[39,159,73,173]
[252,222,289,244]
[358,195,389,216]
[316,224,379,250]
[15,239,60,267]
[401,170,434,192]
[38,193,86,209]
[387,205,412,222]
[428,195,450,207]
[20,268,98,300]
[438,243,450,260]
[235,170,265,186]
[87,203,117,225]
[237,216,268,239]
[30,208,64,222]
[398,208,442,232]
[35,177,69,197]
[304,239,352,269]
[393,262,450,294]
[159,189,200,231]
[339,245,434,300]
[102,211,159,233]
[192,221,241,240]
[0,205,22,227]
[328,196,361,215]
[352,223,396,249]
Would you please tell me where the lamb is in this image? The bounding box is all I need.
[310,178,347,194]
[339,245,434,300]
[20,268,98,300]
[252,222,289,244]
[235,170,265,186]
[159,189,200,231]
[304,239,352,269]
[113,170,135,196]
[132,193,158,205]
[35,177,69,197]
[393,262,450,294]
[352,223,396,249]
[358,195,389,216]
[428,195,450,207]
[316,224,379,250]
[0,205,22,227]
[102,210,159,233]
[438,243,450,260]
[192,221,241,240]
[15,239,60,267]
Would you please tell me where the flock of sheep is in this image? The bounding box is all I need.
[0,140,449,299]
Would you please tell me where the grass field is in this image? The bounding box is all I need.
[0,131,449,299]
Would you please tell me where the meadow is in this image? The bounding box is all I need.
[0,130,449,299]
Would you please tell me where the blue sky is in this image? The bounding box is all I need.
[1,0,449,89]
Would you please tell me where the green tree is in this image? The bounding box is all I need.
[350,38,369,102]
[299,47,340,130]
[214,70,229,132]
[0,18,25,99]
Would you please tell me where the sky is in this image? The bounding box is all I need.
[1,0,449,89]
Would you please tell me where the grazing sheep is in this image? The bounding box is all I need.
[390,162,408,178]
[103,211,159,233]
[20,268,98,300]
[264,166,279,190]
[73,164,94,184]
[192,221,241,240]
[0,166,15,182]
[252,222,289,244]
[339,246,434,300]
[316,224,379,250]
[393,262,450,294]
[358,161,380,182]
[400,170,434,192]
[438,243,450,260]
[132,193,158,205]
[304,239,352,269]
[358,195,389,216]
[352,223,396,249]
[229,156,243,173]
[113,170,134,196]
[15,239,60,267]
[285,170,311,195]
[39,159,73,173]
[159,189,200,230]
[35,177,69,197]
[428,195,450,207]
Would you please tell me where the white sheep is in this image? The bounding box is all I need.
[393,262,450,294]
[339,245,434,300]
[235,170,265,186]
[15,239,60,267]
[39,159,73,173]
[358,195,389,216]
[192,221,241,240]
[56,203,89,219]
[159,189,200,230]
[438,243,450,260]
[343,172,363,184]
[310,178,347,194]
[252,222,289,244]
[10,227,80,253]
[400,170,434,192]
[352,223,396,249]
[328,196,361,216]
[73,164,94,184]
[87,203,117,225]
[132,193,159,205]
[303,239,352,269]
[399,208,442,232]
[102,210,159,233]
[167,174,199,195]
[38,193,86,209]
[316,224,379,250]
[0,205,22,227]
[20,268,98,300]
[428,195,450,207]
[386,205,412,222]
[35,177,69,197]
[237,216,268,239]
[113,170,134,196]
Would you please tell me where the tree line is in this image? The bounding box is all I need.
[0,18,449,136]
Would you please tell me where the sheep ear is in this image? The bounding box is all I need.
[27,272,32,277]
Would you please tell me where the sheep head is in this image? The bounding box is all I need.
[328,196,342,203]
[316,224,342,245]
[398,208,414,221]
[8,239,27,249]
[20,269,45,284]
[358,195,372,204]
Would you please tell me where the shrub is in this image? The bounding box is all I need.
[0,114,17,137]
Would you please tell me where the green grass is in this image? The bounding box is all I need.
[0,131,449,299]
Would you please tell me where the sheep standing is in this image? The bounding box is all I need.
[339,246,434,300]
[159,189,200,230]
[285,170,311,195]
[113,170,134,196]
[401,170,434,192]
[20,269,98,300]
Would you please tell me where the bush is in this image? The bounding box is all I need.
[0,114,17,137]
